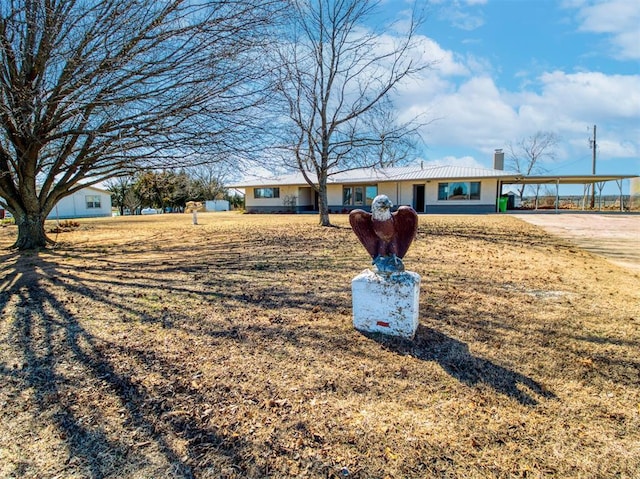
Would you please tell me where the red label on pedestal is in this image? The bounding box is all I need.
[376,321,390,327]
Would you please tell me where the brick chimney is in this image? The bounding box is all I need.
[493,149,504,170]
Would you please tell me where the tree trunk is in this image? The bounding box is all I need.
[317,184,331,226]
[13,212,50,250]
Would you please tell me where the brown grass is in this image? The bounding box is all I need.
[0,212,638,478]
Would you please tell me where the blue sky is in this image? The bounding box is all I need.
[386,0,639,186]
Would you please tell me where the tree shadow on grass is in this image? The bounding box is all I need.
[0,253,250,479]
[364,325,556,406]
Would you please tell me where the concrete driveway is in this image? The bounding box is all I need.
[510,213,640,271]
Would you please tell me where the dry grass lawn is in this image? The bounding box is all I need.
[0,212,638,478]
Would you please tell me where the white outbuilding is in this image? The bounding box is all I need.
[46,186,112,220]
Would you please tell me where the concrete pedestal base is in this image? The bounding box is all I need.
[351,269,421,339]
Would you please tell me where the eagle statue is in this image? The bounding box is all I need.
[349,195,418,273]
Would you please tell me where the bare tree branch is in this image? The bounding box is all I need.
[270,0,431,225]
[507,131,560,201]
[0,0,284,249]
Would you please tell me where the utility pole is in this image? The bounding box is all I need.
[590,124,596,209]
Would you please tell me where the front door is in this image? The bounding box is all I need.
[413,184,425,213]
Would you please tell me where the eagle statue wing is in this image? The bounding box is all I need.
[392,206,418,258]
[349,209,378,259]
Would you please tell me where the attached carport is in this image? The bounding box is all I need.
[499,174,638,212]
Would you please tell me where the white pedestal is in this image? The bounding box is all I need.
[351,269,421,339]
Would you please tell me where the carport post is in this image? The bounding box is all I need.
[555,179,559,213]
[617,179,624,211]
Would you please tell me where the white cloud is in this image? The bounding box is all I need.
[396,51,639,165]
[510,70,640,163]
[570,0,640,60]
[430,0,485,31]
[415,76,518,149]
[535,71,640,120]
[596,138,639,159]
[410,35,470,77]
[359,7,639,173]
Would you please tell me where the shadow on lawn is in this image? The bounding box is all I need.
[365,325,557,406]
[0,253,249,479]
[0,232,562,477]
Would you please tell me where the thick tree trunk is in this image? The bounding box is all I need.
[317,184,331,226]
[12,213,50,250]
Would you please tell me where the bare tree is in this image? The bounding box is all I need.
[105,176,135,216]
[122,185,142,216]
[507,131,559,201]
[360,97,422,168]
[272,0,429,226]
[0,0,282,249]
[187,164,228,201]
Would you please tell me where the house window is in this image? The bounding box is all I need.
[365,186,378,205]
[343,185,377,206]
[254,187,280,199]
[86,195,101,208]
[354,186,364,205]
[437,182,481,200]
[343,187,352,205]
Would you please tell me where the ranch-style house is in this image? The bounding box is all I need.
[231,151,637,214]
[233,164,513,214]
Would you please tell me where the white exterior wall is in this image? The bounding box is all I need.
[378,183,400,205]
[375,182,425,207]
[327,184,343,206]
[397,182,416,206]
[631,177,640,210]
[369,179,499,211]
[246,185,299,208]
[297,187,312,206]
[426,178,498,205]
[205,200,230,211]
[329,183,410,208]
[47,187,112,219]
[243,178,501,213]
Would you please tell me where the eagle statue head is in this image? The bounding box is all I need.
[371,195,393,221]
[349,195,418,273]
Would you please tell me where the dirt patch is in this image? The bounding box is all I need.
[1,213,638,478]
[511,213,640,271]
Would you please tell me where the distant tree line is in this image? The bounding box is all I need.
[106,167,243,215]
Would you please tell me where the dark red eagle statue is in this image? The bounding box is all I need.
[349,195,418,273]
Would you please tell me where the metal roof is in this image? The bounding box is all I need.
[368,165,521,182]
[503,174,638,185]
[230,165,522,188]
